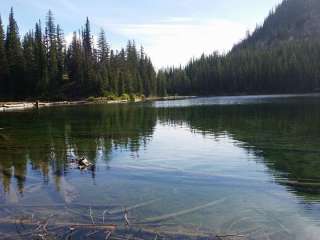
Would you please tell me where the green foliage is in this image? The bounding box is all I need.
[87,96,95,102]
[129,93,136,102]
[0,15,8,98]
[163,40,320,96]
[120,93,130,101]
[160,0,320,96]
[5,8,24,98]
[234,0,320,50]
[3,0,320,100]
[0,8,158,100]
[102,91,118,100]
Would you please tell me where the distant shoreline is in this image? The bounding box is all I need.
[1,92,319,112]
[0,96,195,112]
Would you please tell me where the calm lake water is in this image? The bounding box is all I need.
[0,94,320,239]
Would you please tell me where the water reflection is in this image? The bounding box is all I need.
[0,97,319,208]
[157,100,320,197]
[0,105,157,194]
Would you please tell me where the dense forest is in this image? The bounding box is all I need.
[0,8,159,100]
[2,0,320,100]
[161,40,320,95]
[234,0,320,49]
[161,0,320,96]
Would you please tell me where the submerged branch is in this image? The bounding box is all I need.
[141,198,227,224]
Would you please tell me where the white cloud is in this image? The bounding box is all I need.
[107,18,252,68]
[65,17,253,69]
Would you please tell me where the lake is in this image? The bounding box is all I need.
[0,94,320,240]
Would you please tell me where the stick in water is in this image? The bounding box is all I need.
[89,206,95,225]
[142,198,227,223]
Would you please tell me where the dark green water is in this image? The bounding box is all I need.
[0,94,320,239]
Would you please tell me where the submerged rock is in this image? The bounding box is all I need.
[77,157,94,170]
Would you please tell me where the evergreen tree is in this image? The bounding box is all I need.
[82,17,95,94]
[22,31,35,96]
[126,40,139,93]
[5,8,24,99]
[34,21,48,96]
[0,8,158,99]
[56,24,65,85]
[146,58,157,96]
[45,10,58,92]
[97,29,110,94]
[67,32,83,86]
[156,70,167,97]
[118,48,127,95]
[0,15,8,98]
[109,49,118,94]
[97,29,109,63]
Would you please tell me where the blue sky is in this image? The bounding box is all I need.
[1,0,282,68]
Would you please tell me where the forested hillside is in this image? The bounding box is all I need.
[0,8,158,100]
[235,0,320,49]
[162,0,320,96]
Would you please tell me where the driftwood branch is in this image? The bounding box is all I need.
[89,206,95,225]
[141,198,227,223]
[124,208,130,226]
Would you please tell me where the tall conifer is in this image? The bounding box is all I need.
[5,8,24,98]
[0,15,8,98]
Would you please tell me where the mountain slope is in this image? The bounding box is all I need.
[161,0,320,96]
[234,0,320,49]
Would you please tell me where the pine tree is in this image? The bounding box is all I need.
[118,49,127,95]
[0,15,8,98]
[126,40,141,93]
[67,32,83,85]
[45,10,58,93]
[139,47,148,95]
[34,21,48,96]
[146,58,157,96]
[22,31,35,96]
[0,8,159,99]
[56,24,65,85]
[109,49,118,94]
[5,8,24,99]
[82,17,95,94]
[97,29,110,94]
[97,29,109,63]
[157,70,167,97]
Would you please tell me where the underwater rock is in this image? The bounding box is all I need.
[77,157,93,170]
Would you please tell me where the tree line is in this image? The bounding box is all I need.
[160,40,320,96]
[1,7,320,100]
[0,8,158,100]
[160,0,320,96]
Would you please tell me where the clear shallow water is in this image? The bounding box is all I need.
[0,94,320,239]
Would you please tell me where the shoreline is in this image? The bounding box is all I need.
[1,92,319,112]
[0,96,194,112]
